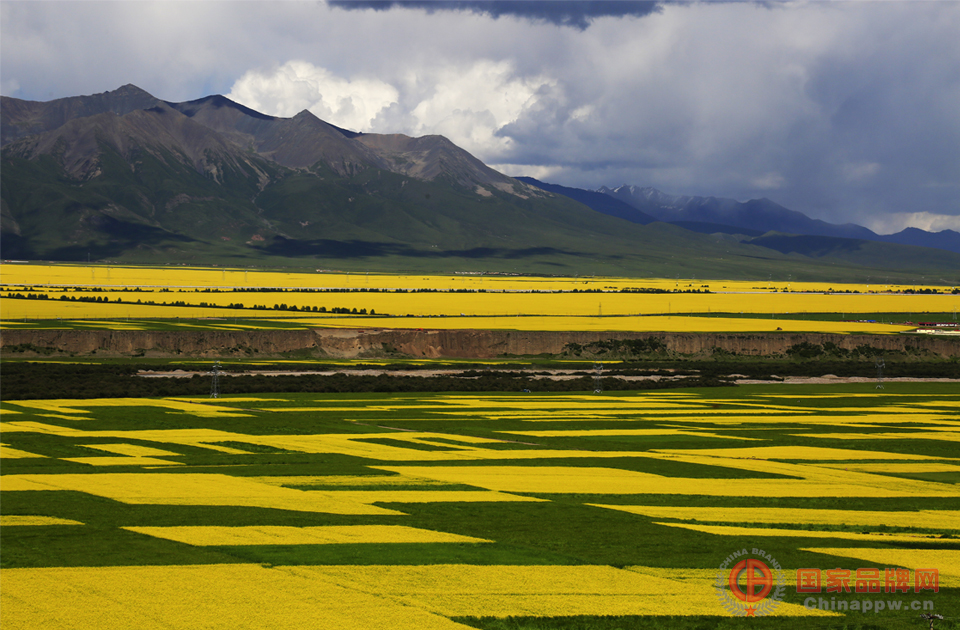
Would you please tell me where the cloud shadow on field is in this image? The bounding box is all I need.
[256,236,584,260]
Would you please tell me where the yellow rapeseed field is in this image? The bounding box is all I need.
[0,292,945,322]
[3,389,956,626]
[650,445,948,460]
[10,397,256,418]
[0,473,406,515]
[591,505,960,530]
[79,443,182,457]
[374,465,960,498]
[652,522,956,544]
[2,262,954,333]
[814,463,960,472]
[0,564,473,630]
[2,262,951,293]
[1,516,84,526]
[62,456,185,467]
[800,549,960,578]
[291,564,831,617]
[0,443,46,458]
[123,525,492,546]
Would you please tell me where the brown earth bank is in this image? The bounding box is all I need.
[2,328,958,359]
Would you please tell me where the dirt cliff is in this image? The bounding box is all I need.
[2,328,957,359]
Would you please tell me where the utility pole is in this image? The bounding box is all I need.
[209,361,222,398]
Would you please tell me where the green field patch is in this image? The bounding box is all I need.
[207,441,298,454]
[394,456,796,479]
[851,470,960,485]
[218,542,577,566]
[290,483,481,492]
[529,494,960,513]
[353,437,464,452]
[455,614,958,630]
[425,437,546,450]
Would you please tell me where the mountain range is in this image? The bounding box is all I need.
[598,184,960,254]
[2,84,958,281]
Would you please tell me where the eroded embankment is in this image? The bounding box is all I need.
[1,328,957,359]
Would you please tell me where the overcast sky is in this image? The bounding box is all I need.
[2,0,958,234]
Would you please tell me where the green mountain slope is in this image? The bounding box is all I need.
[2,85,958,281]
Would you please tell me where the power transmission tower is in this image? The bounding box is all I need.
[594,362,603,394]
[209,361,222,398]
[875,357,885,390]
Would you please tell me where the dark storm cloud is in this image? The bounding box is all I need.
[327,1,661,29]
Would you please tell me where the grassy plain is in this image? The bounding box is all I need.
[2,384,958,629]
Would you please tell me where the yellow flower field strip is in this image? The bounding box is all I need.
[663,413,954,426]
[705,402,948,415]
[0,563,470,630]
[0,420,85,436]
[169,397,286,403]
[813,463,960,473]
[38,413,93,421]
[307,564,680,595]
[800,549,960,578]
[459,414,824,424]
[780,395,960,404]
[651,445,950,461]
[0,298,922,335]
[62,456,185,467]
[359,433,504,445]
[123,525,492,546]
[375,466,960,497]
[0,474,406,515]
[797,431,960,442]
[4,401,91,414]
[1,515,84,526]
[0,443,46,458]
[441,409,809,418]
[625,565,959,592]
[651,522,958,544]
[249,475,456,487]
[638,451,960,500]
[315,491,546,504]
[495,428,762,441]
[80,443,182,457]
[4,262,948,294]
[294,565,832,618]
[439,403,716,410]
[589,505,960,530]
[773,406,951,414]
[641,448,959,490]
[4,281,952,317]
[3,416,951,468]
[0,421,690,462]
[0,408,22,414]
[8,398,254,418]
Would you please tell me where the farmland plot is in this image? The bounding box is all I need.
[1,383,957,629]
[2,263,956,334]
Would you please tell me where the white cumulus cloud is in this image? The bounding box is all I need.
[227,58,554,162]
[405,60,555,157]
[227,61,399,132]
